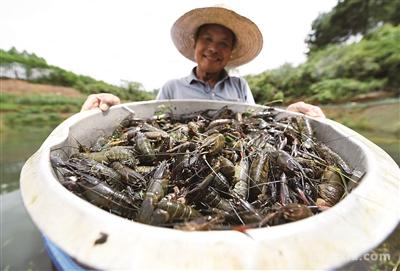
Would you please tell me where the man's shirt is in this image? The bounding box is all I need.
[156,68,255,104]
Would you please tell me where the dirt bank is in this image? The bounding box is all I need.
[0,79,84,97]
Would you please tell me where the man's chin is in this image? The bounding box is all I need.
[200,64,224,74]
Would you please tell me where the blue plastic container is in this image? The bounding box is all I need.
[42,235,87,271]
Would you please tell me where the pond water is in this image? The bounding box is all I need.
[1,126,54,193]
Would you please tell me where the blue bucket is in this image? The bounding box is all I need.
[42,235,87,271]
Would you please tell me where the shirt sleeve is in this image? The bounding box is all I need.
[246,82,256,104]
[243,79,256,104]
[156,83,171,100]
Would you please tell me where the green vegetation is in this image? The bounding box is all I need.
[0,92,84,127]
[247,24,400,104]
[0,47,48,68]
[246,0,399,105]
[0,48,155,101]
[306,0,400,52]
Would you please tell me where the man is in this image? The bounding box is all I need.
[46,6,325,269]
[81,6,324,115]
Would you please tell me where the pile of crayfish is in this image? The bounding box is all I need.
[51,106,358,231]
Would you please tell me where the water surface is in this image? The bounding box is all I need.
[1,126,54,194]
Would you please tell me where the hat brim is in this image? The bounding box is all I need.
[171,7,263,67]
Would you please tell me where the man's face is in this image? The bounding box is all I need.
[194,24,234,74]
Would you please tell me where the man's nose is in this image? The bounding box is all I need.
[207,43,218,53]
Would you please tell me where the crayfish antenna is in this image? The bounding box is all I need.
[232,225,254,240]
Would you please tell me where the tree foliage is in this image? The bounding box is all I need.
[1,47,48,68]
[306,0,400,52]
[248,0,400,104]
[246,24,400,104]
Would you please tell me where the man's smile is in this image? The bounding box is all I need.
[203,54,221,62]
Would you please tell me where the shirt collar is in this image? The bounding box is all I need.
[186,67,229,85]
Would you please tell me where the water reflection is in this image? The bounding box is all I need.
[0,126,54,194]
[0,161,25,192]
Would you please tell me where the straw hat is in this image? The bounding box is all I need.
[171,6,263,67]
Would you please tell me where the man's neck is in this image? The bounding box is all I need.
[195,68,226,88]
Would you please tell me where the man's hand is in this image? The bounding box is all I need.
[81,93,121,112]
[287,101,325,118]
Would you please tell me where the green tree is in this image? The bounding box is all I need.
[247,24,400,104]
[306,0,400,52]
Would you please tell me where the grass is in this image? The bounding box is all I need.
[15,95,83,106]
[0,93,84,129]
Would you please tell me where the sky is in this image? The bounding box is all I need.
[2,0,337,90]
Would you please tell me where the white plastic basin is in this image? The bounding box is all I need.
[20,100,400,270]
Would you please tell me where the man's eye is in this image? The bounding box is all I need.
[199,35,212,41]
[220,43,230,49]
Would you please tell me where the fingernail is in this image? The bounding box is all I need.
[100,104,109,111]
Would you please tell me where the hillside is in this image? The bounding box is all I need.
[0,79,86,131]
[246,24,400,105]
[0,48,155,101]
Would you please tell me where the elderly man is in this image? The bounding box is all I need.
[81,6,324,117]
[45,6,325,269]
